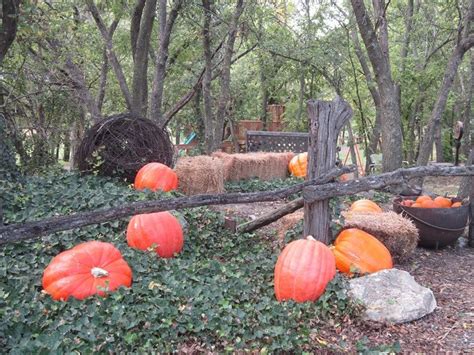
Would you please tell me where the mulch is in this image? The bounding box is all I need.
[315,244,474,352]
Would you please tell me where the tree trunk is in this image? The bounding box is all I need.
[259,57,268,128]
[201,0,214,153]
[211,0,245,152]
[86,0,134,113]
[347,122,359,177]
[351,0,403,172]
[131,0,157,117]
[150,0,183,125]
[462,52,474,158]
[296,70,305,125]
[70,109,86,169]
[434,123,444,162]
[0,0,21,63]
[417,1,474,166]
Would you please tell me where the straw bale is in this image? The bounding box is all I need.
[175,155,224,195]
[343,211,419,263]
[212,152,294,182]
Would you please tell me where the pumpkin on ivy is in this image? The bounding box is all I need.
[288,152,308,178]
[331,228,392,276]
[42,241,132,301]
[274,236,336,302]
[134,162,178,192]
[127,211,184,258]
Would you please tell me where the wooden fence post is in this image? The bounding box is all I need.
[303,96,353,244]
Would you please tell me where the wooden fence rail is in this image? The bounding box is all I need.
[1,165,472,245]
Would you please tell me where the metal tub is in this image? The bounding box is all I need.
[393,196,469,249]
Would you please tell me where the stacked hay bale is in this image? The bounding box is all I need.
[343,211,419,263]
[212,152,295,182]
[175,155,224,195]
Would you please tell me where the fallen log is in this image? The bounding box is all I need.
[0,166,353,244]
[237,197,303,233]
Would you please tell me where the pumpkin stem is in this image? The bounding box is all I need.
[91,267,109,278]
[306,235,316,241]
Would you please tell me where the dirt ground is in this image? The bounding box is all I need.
[211,177,474,352]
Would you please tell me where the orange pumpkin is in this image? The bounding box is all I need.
[411,202,422,208]
[420,200,440,208]
[274,236,336,302]
[415,195,432,204]
[288,152,308,178]
[134,162,178,192]
[451,202,462,208]
[349,199,382,213]
[433,196,452,208]
[127,211,184,258]
[331,228,392,276]
[42,241,132,301]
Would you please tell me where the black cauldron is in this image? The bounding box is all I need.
[393,196,469,249]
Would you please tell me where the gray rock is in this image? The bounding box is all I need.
[349,268,436,324]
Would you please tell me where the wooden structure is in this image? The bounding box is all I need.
[303,97,353,244]
[246,131,309,153]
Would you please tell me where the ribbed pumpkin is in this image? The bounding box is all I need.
[134,162,178,192]
[274,236,336,302]
[127,211,184,258]
[288,152,308,178]
[331,228,392,275]
[42,241,132,301]
[349,199,382,213]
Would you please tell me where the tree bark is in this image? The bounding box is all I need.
[131,0,147,58]
[150,0,183,125]
[351,0,403,172]
[131,0,157,117]
[0,0,21,64]
[304,97,353,244]
[417,1,474,166]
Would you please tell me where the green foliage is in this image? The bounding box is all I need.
[1,172,359,352]
[225,176,301,194]
[0,115,19,181]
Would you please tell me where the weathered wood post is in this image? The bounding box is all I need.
[303,96,353,244]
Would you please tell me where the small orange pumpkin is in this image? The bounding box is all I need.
[349,199,382,213]
[134,162,178,192]
[288,152,308,178]
[433,196,452,208]
[451,202,462,208]
[415,195,432,204]
[42,241,132,301]
[420,200,440,208]
[331,228,392,276]
[127,211,184,258]
[274,236,336,302]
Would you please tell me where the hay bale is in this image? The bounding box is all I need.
[175,156,224,195]
[211,152,294,182]
[343,211,419,263]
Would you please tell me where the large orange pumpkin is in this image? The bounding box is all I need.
[127,211,184,258]
[42,241,132,301]
[134,162,178,192]
[274,236,336,302]
[288,152,308,178]
[331,228,392,275]
[349,199,382,213]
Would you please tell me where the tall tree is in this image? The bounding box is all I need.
[417,0,474,166]
[350,0,403,172]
